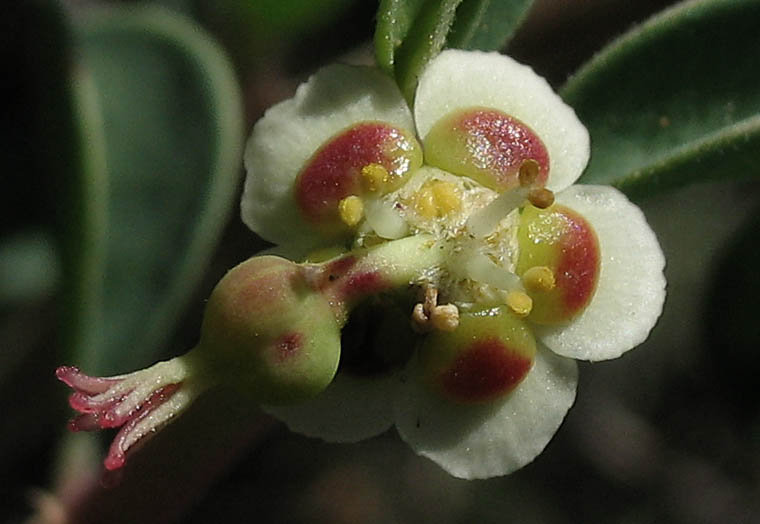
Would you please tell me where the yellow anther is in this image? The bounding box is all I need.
[338,195,364,227]
[506,291,533,318]
[522,266,556,292]
[430,304,460,332]
[528,188,555,209]
[518,159,541,187]
[361,163,390,192]
[412,180,462,219]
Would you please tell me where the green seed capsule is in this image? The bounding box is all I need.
[198,256,341,404]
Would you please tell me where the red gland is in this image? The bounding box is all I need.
[418,306,537,404]
[295,122,421,232]
[517,204,600,324]
[440,338,534,403]
[424,107,550,192]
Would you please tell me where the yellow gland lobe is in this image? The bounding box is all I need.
[361,163,390,192]
[506,290,533,317]
[412,180,462,219]
[522,266,556,292]
[338,195,364,227]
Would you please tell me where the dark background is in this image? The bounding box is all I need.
[4,1,760,523]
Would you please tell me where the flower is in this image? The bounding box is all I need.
[242,49,666,479]
[56,49,665,479]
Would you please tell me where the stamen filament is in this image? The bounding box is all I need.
[364,199,408,239]
[465,187,529,238]
[463,252,523,291]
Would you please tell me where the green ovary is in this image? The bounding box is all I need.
[198,256,341,404]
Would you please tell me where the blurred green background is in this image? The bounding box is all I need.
[4,0,760,522]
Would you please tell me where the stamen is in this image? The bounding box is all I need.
[528,188,555,209]
[412,302,429,329]
[518,159,541,187]
[361,163,390,192]
[411,286,459,332]
[463,252,522,291]
[522,266,556,292]
[506,291,533,317]
[338,195,364,227]
[430,304,460,332]
[466,188,528,238]
[364,199,408,239]
[424,285,438,310]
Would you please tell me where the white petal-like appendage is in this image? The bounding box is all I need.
[414,50,589,192]
[263,372,396,443]
[536,185,666,361]
[242,65,414,248]
[394,347,577,479]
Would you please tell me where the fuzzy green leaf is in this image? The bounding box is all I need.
[375,0,428,75]
[446,0,534,51]
[561,0,760,200]
[376,0,533,105]
[374,0,463,105]
[67,6,243,373]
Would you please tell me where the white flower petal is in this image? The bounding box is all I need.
[242,64,414,248]
[536,185,666,361]
[263,371,396,443]
[394,346,577,479]
[414,49,589,192]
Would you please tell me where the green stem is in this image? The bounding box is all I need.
[308,234,447,324]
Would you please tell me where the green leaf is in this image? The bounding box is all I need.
[66,5,244,374]
[0,231,59,305]
[393,0,463,104]
[374,0,427,75]
[375,0,533,105]
[561,0,760,200]
[446,0,534,51]
[230,0,358,38]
